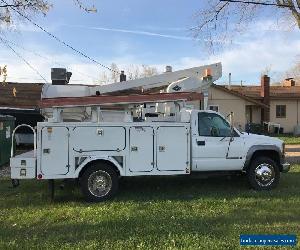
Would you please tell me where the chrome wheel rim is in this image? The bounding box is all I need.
[254,163,275,187]
[88,170,112,197]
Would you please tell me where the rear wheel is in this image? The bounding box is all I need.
[247,156,280,190]
[81,163,119,202]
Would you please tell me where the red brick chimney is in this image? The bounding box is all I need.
[260,75,270,122]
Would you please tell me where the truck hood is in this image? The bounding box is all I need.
[240,132,283,149]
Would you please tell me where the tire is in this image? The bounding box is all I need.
[247,156,280,190]
[80,163,119,202]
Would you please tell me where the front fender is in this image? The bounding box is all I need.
[243,145,282,171]
[74,156,124,177]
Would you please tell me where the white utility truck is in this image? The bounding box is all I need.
[10,63,290,202]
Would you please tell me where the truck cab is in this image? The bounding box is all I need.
[191,109,289,190]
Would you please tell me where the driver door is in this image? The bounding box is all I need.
[192,111,240,171]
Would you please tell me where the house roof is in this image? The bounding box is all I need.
[0,82,43,109]
[227,85,300,99]
[212,84,269,108]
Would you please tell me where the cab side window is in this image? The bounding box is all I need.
[198,112,232,137]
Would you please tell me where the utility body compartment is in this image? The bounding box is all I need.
[10,151,36,179]
[30,122,191,179]
[71,126,126,152]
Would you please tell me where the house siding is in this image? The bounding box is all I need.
[252,106,261,124]
[208,87,250,130]
[270,99,300,133]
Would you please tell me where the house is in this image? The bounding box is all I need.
[206,75,300,133]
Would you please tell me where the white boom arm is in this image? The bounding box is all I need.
[42,62,222,99]
[93,62,221,94]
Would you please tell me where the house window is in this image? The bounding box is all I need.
[209,105,219,112]
[276,105,286,118]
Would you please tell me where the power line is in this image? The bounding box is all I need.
[1,0,119,74]
[219,0,293,8]
[0,36,48,83]
[0,36,98,81]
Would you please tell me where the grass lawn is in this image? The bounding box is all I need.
[276,135,300,145]
[0,166,299,249]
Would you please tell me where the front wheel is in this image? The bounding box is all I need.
[247,156,280,190]
[80,163,119,202]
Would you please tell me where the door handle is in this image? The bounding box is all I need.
[43,148,50,154]
[197,140,205,146]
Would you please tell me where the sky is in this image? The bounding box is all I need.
[0,0,300,85]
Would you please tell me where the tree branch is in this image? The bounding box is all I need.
[220,0,292,7]
[73,0,90,12]
[285,0,300,27]
[0,4,32,8]
[191,1,230,31]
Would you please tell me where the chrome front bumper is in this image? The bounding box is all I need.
[281,162,291,173]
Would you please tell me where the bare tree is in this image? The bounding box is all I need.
[99,63,159,84]
[140,64,158,78]
[0,0,96,27]
[193,0,300,52]
[110,63,119,83]
[126,64,158,80]
[261,65,272,76]
[284,57,300,82]
[98,71,109,85]
[0,0,50,26]
[0,65,7,85]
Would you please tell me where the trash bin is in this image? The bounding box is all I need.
[0,115,15,166]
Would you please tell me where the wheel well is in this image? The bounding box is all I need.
[78,159,120,179]
[249,150,281,170]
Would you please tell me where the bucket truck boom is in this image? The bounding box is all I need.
[41,62,222,98]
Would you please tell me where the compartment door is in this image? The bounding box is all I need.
[41,127,69,176]
[157,126,189,171]
[71,126,126,152]
[129,127,154,172]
